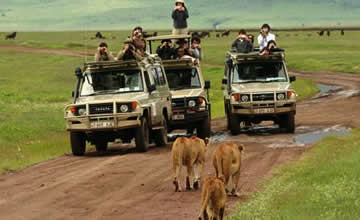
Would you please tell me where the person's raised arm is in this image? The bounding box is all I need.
[184,6,189,18]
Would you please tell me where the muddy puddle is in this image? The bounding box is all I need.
[168,124,351,149]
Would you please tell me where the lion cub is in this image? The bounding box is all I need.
[198,176,227,220]
[172,136,210,192]
[212,142,244,196]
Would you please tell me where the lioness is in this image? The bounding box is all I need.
[198,176,226,220]
[212,142,244,196]
[172,136,210,192]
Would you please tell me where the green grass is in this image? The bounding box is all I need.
[0,49,83,172]
[228,128,360,220]
[1,0,360,30]
[2,30,360,73]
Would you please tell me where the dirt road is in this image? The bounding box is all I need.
[0,46,359,219]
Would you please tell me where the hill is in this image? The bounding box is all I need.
[0,0,360,31]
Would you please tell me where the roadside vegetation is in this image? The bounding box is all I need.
[0,49,82,172]
[228,129,360,220]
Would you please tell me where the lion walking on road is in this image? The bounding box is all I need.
[172,136,210,192]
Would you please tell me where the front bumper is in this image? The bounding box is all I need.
[170,108,209,128]
[65,112,141,132]
[231,102,296,115]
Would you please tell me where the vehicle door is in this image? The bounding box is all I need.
[155,65,172,119]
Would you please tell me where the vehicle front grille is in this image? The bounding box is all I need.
[89,103,114,114]
[252,93,274,102]
[172,98,186,108]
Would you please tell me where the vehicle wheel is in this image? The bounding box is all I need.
[135,117,150,152]
[225,104,231,130]
[197,114,211,139]
[229,114,241,135]
[286,112,295,133]
[95,140,108,152]
[70,132,86,156]
[154,115,168,147]
[279,112,295,133]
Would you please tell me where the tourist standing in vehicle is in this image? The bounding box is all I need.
[156,39,175,60]
[95,42,115,61]
[257,24,275,50]
[172,0,189,36]
[190,37,202,60]
[231,29,253,53]
[117,27,146,61]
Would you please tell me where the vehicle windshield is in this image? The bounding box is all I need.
[232,62,287,84]
[80,70,143,96]
[165,68,201,90]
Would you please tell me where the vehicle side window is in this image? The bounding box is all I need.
[144,71,155,88]
[151,68,161,86]
[156,67,166,85]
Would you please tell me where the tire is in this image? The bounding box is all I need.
[197,114,211,139]
[225,104,231,130]
[95,140,108,152]
[70,132,86,156]
[229,114,241,135]
[154,115,168,147]
[135,117,150,152]
[279,112,295,133]
[286,112,295,133]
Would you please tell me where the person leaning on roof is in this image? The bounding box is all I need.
[156,39,175,60]
[172,0,189,36]
[94,42,115,61]
[231,29,253,53]
[257,23,275,50]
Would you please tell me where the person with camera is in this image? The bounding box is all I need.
[156,39,175,60]
[94,42,115,61]
[190,37,202,60]
[117,27,146,61]
[231,29,253,53]
[257,24,276,50]
[172,0,189,36]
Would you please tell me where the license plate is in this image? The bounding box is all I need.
[173,114,185,120]
[91,121,115,128]
[254,108,274,114]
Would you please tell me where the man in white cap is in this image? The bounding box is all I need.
[172,0,189,36]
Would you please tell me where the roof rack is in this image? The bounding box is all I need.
[84,54,162,72]
[227,51,285,62]
[145,34,191,41]
[162,58,196,68]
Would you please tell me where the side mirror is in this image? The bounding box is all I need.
[75,67,82,78]
[148,84,156,93]
[289,76,296,82]
[204,80,211,89]
[72,91,75,97]
[222,78,228,85]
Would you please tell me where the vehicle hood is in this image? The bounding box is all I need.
[76,92,147,104]
[231,82,291,93]
[171,88,204,99]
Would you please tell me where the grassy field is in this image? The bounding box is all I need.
[1,0,360,30]
[0,49,83,172]
[1,30,360,73]
[228,128,360,220]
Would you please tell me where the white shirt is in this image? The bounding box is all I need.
[257,33,276,50]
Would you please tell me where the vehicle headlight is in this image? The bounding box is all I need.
[240,95,249,102]
[78,108,87,116]
[277,93,285,100]
[120,104,129,113]
[188,100,196,107]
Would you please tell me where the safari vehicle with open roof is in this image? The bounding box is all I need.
[146,35,211,139]
[64,55,172,155]
[223,51,297,134]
